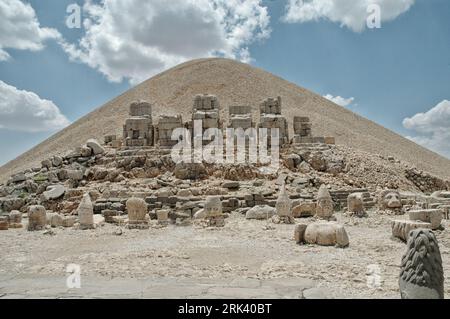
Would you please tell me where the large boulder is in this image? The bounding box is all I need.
[86,139,105,155]
[43,184,66,201]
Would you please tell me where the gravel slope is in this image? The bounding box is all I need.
[1,58,449,181]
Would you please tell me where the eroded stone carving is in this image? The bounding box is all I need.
[315,185,335,221]
[399,229,444,299]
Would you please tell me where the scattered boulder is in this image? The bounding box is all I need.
[86,139,105,155]
[43,184,66,201]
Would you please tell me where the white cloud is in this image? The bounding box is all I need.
[0,80,70,133]
[403,100,450,158]
[0,0,61,61]
[62,0,271,84]
[324,94,355,107]
[282,0,414,32]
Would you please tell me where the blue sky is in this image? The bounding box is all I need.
[0,0,449,166]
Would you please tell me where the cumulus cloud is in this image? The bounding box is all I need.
[282,0,414,32]
[403,100,450,158]
[324,94,355,107]
[0,0,61,61]
[62,0,271,84]
[0,80,70,132]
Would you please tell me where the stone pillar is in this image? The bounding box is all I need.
[273,185,294,224]
[78,193,94,230]
[204,196,224,227]
[9,210,22,228]
[126,198,149,229]
[28,205,47,231]
[315,185,335,221]
[399,229,444,299]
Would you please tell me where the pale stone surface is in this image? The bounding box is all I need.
[86,139,105,155]
[43,184,65,201]
[408,209,443,230]
[27,205,46,231]
[204,196,222,217]
[276,185,291,217]
[47,213,63,228]
[347,192,366,217]
[8,210,22,228]
[292,202,316,218]
[315,185,334,220]
[303,221,349,247]
[378,190,402,212]
[391,219,432,242]
[294,224,307,244]
[399,229,444,299]
[245,205,276,220]
[0,216,8,230]
[78,193,94,230]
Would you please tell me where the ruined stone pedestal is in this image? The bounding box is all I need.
[258,97,289,146]
[228,105,253,129]
[156,115,183,148]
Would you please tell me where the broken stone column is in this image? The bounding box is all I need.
[399,229,444,299]
[204,196,224,227]
[126,198,149,229]
[347,192,367,217]
[78,193,94,230]
[391,219,432,242]
[28,205,47,231]
[315,185,335,221]
[272,185,294,224]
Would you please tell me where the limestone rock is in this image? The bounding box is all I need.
[303,221,349,248]
[193,209,206,219]
[347,192,367,217]
[47,213,63,228]
[204,196,222,217]
[0,217,8,230]
[86,139,105,155]
[399,229,444,299]
[294,224,308,244]
[245,205,276,220]
[43,184,66,201]
[126,198,148,229]
[292,202,316,218]
[8,210,22,228]
[78,193,94,230]
[28,205,47,231]
[315,185,335,220]
[391,219,432,242]
[62,216,76,227]
[408,209,443,230]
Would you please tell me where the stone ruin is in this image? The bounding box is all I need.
[191,94,221,132]
[203,196,224,227]
[291,116,335,145]
[347,192,367,218]
[258,96,289,146]
[399,229,444,299]
[272,184,294,224]
[126,198,149,229]
[378,190,403,214]
[155,115,184,148]
[123,101,154,147]
[228,105,253,129]
[315,185,336,221]
[295,221,349,248]
[27,205,46,231]
[78,193,94,230]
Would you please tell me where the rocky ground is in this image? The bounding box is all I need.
[1,211,449,299]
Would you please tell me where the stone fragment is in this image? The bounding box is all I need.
[62,216,76,227]
[292,202,316,218]
[0,216,8,230]
[391,219,432,242]
[378,190,402,213]
[43,184,66,201]
[222,181,240,189]
[126,198,149,229]
[294,224,308,244]
[303,221,349,248]
[78,193,94,230]
[245,205,276,220]
[315,185,335,220]
[399,229,444,299]
[28,205,47,231]
[86,139,105,155]
[408,209,443,230]
[8,210,22,228]
[347,192,367,217]
[156,209,169,225]
[274,185,294,224]
[204,196,224,227]
[47,212,63,227]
